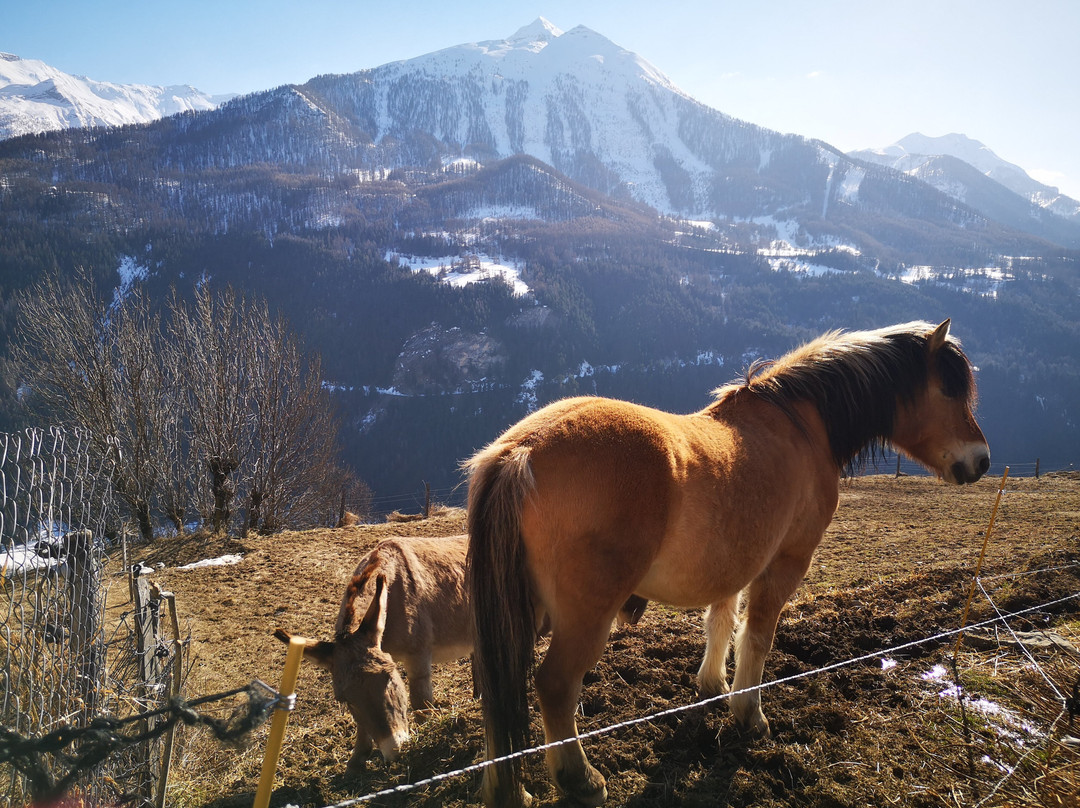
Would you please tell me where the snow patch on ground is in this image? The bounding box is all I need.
[764,256,844,277]
[116,254,149,297]
[177,554,244,571]
[897,265,1012,298]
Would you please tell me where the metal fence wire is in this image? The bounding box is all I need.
[0,426,173,807]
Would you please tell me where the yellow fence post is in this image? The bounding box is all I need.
[953,465,1009,657]
[253,635,306,808]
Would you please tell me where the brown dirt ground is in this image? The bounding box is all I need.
[123,473,1080,808]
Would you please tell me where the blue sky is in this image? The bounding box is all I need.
[6,1,1079,199]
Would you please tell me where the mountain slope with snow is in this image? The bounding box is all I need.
[6,20,1080,253]
[300,18,820,218]
[0,52,234,140]
[851,133,1080,222]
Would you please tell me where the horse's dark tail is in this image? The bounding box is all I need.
[465,443,537,806]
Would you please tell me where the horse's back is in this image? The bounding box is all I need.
[476,394,839,612]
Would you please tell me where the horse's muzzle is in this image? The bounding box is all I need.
[951,451,990,484]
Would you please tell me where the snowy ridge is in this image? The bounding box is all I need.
[324,18,755,215]
[852,133,1080,221]
[0,52,234,140]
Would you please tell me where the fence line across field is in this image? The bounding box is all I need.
[295,585,1080,808]
[967,577,1076,803]
[361,456,1074,518]
[2,425,1075,805]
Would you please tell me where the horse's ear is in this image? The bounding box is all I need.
[358,574,389,649]
[928,319,951,352]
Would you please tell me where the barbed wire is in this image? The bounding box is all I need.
[0,680,284,804]
[303,586,1080,808]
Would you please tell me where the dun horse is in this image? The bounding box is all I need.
[466,320,989,806]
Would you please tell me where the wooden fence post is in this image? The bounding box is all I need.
[253,636,306,808]
[152,585,184,808]
[131,564,163,801]
[66,530,100,717]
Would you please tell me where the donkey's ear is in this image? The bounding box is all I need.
[358,574,389,649]
[273,628,336,671]
[927,319,951,352]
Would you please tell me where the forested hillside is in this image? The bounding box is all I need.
[2,170,1077,500]
[2,22,1079,508]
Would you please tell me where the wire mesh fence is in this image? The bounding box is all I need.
[0,426,180,807]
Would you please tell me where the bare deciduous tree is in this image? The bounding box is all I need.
[241,297,341,534]
[13,272,173,541]
[14,274,358,541]
[168,285,249,534]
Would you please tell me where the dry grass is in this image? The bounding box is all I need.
[122,475,1080,807]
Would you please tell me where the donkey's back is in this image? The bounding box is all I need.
[351,534,473,675]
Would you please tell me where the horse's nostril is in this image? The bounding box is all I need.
[977,455,990,476]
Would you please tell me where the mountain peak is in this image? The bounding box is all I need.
[508,17,563,45]
[0,53,232,140]
[852,132,1080,223]
[895,133,999,164]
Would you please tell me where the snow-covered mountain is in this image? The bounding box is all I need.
[851,133,1080,222]
[300,17,818,219]
[9,19,1080,250]
[0,52,234,140]
[286,19,1079,248]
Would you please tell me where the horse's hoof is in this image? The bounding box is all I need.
[478,777,532,807]
[737,716,771,741]
[697,679,730,699]
[555,765,607,806]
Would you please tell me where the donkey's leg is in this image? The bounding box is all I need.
[729,552,813,737]
[534,618,612,806]
[403,652,435,711]
[697,595,738,698]
[345,718,374,772]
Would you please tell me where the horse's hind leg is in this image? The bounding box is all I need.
[534,617,611,806]
[730,552,813,737]
[697,595,738,698]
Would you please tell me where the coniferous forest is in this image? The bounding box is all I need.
[1,83,1078,515]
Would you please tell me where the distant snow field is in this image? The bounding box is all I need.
[387,251,530,296]
[899,265,1012,298]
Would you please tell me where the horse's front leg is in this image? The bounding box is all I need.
[534,617,612,806]
[730,551,813,737]
[697,595,738,697]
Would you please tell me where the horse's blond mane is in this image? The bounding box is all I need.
[709,321,975,472]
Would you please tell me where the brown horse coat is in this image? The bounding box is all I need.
[466,320,990,806]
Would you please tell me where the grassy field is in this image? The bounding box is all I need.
[127,473,1080,807]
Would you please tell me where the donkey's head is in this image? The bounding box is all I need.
[274,574,409,767]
